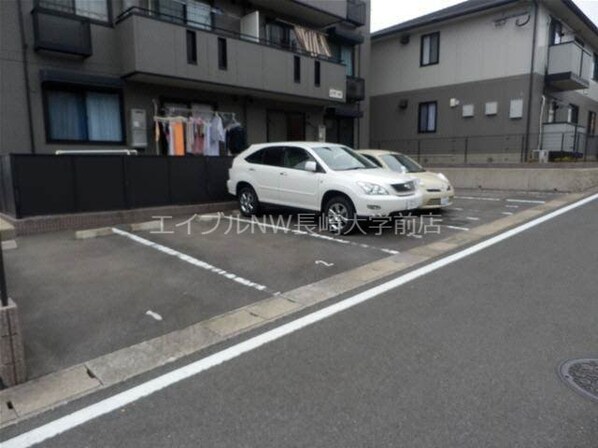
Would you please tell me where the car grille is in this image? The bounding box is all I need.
[391,181,416,195]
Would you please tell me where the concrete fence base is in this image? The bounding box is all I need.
[0,299,26,388]
[434,168,598,192]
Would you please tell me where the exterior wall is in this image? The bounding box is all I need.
[0,0,370,155]
[370,4,535,98]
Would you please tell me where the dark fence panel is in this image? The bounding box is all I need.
[206,157,233,201]
[169,157,209,205]
[5,155,234,218]
[126,157,170,209]
[12,155,76,216]
[73,156,127,212]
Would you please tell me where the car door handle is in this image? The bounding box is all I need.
[248,168,255,171]
[280,172,287,176]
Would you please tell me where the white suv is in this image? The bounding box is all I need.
[227,142,423,234]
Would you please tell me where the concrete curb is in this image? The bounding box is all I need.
[1,186,596,428]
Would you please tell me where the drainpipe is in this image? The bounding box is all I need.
[16,0,36,154]
[524,0,539,162]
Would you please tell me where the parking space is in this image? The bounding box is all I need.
[3,188,563,380]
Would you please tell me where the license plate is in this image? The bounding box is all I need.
[441,197,451,206]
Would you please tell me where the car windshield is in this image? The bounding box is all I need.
[313,145,377,171]
[380,154,426,173]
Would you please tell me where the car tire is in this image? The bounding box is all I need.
[324,196,356,235]
[238,185,260,217]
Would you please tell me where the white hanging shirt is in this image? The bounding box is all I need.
[206,115,225,156]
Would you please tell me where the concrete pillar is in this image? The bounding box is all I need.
[0,299,26,388]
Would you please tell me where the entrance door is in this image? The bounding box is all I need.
[287,113,305,141]
[267,110,306,141]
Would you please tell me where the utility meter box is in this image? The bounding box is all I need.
[130,109,147,148]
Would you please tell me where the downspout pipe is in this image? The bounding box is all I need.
[524,0,539,162]
[16,0,36,154]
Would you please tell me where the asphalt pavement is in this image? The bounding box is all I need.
[3,195,596,446]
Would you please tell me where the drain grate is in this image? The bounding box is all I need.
[559,358,598,402]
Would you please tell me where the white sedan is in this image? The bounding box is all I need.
[227,142,423,234]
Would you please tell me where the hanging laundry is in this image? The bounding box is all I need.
[226,125,247,155]
[192,119,205,155]
[206,115,224,156]
[185,120,195,154]
[171,122,185,156]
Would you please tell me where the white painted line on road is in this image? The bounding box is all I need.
[444,225,470,231]
[455,196,501,201]
[222,214,400,256]
[111,228,269,293]
[506,205,519,209]
[448,207,464,211]
[502,212,514,216]
[145,310,163,321]
[465,217,480,221]
[506,198,546,204]
[315,260,334,267]
[7,193,596,448]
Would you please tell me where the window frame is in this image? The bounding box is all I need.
[420,32,440,67]
[549,19,563,46]
[568,103,579,124]
[186,30,197,65]
[35,0,112,26]
[314,60,321,87]
[42,83,126,145]
[294,56,301,83]
[262,146,285,167]
[282,146,318,171]
[418,101,438,134]
[587,111,596,135]
[218,37,228,70]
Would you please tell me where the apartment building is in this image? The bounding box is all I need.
[0,0,370,156]
[370,0,598,163]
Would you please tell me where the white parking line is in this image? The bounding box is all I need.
[455,196,501,201]
[465,217,480,221]
[448,207,464,211]
[8,196,594,448]
[502,212,514,216]
[221,214,400,255]
[506,198,546,204]
[505,205,520,209]
[111,228,270,293]
[444,225,470,231]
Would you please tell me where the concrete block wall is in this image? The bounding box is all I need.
[0,299,26,387]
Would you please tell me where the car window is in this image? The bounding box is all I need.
[245,149,264,164]
[363,154,383,168]
[312,145,377,171]
[380,154,426,173]
[283,147,315,170]
[262,147,284,167]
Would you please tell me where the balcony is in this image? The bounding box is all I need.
[31,7,92,57]
[346,0,366,26]
[346,76,365,102]
[115,10,347,104]
[546,42,592,91]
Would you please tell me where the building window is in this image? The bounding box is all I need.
[156,0,212,29]
[186,30,197,64]
[37,0,110,22]
[418,102,437,133]
[44,87,123,143]
[420,32,439,66]
[330,43,355,76]
[294,56,301,83]
[314,60,321,87]
[218,37,227,70]
[593,53,598,81]
[549,19,563,45]
[265,21,299,51]
[568,104,579,124]
[587,111,596,135]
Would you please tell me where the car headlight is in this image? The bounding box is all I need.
[436,173,449,182]
[357,181,389,195]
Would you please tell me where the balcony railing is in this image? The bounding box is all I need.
[347,0,366,26]
[546,41,592,91]
[115,7,340,64]
[346,76,365,102]
[31,7,92,57]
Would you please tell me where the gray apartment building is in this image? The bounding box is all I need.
[0,0,370,157]
[370,0,598,164]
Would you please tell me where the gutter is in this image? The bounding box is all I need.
[524,0,539,162]
[16,0,36,154]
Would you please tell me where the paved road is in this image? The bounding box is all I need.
[3,196,597,447]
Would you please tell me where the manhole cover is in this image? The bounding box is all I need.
[559,358,598,402]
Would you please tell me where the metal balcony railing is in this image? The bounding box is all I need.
[546,41,592,90]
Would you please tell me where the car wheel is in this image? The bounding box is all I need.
[324,196,356,235]
[238,185,260,217]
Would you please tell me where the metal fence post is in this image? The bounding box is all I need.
[560,133,565,153]
[0,231,8,307]
[416,139,421,163]
[464,137,469,164]
[520,134,526,163]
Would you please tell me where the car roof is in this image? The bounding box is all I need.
[358,149,405,156]
[249,141,347,149]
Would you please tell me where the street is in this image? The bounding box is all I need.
[2,195,596,447]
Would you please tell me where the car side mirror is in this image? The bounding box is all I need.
[305,161,317,172]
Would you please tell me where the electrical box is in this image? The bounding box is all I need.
[130,109,147,148]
